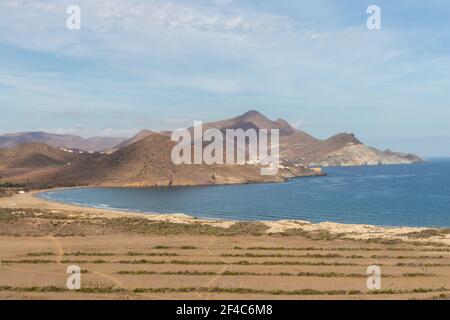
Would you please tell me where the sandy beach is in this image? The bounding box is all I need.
[2,190,449,245]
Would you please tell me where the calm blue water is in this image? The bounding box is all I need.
[39,160,450,227]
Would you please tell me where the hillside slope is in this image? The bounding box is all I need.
[106,129,157,153]
[0,143,77,169]
[45,133,313,188]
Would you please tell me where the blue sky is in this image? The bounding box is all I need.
[0,0,449,157]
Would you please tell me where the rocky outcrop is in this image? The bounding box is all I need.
[307,144,423,167]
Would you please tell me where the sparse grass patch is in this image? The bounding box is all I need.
[259,261,358,266]
[0,285,66,293]
[26,252,55,257]
[396,262,450,267]
[239,246,447,252]
[0,284,447,296]
[221,253,362,259]
[1,259,55,264]
[404,229,450,239]
[116,259,359,266]
[112,220,269,236]
[364,238,404,245]
[280,229,344,241]
[78,286,126,294]
[64,252,114,257]
[131,287,361,296]
[153,245,171,249]
[431,293,450,300]
[117,270,369,277]
[369,287,448,295]
[242,246,383,252]
[126,252,178,257]
[117,270,217,276]
[402,273,436,277]
[371,255,444,259]
[61,259,107,264]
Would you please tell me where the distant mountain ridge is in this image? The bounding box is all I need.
[0,132,127,152]
[113,110,423,167]
[0,110,423,188]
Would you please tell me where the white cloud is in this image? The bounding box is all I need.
[0,1,449,157]
[1,0,294,34]
[224,16,244,30]
[5,0,56,11]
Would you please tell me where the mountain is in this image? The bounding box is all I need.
[106,129,157,153]
[0,143,77,169]
[113,110,320,157]
[191,110,317,143]
[110,110,422,167]
[200,110,296,135]
[43,133,313,188]
[0,110,423,188]
[0,132,127,152]
[195,111,422,166]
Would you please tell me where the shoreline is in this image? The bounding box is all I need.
[1,188,449,245]
[36,187,443,229]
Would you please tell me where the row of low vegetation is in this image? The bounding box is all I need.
[116,270,434,278]
[1,259,359,266]
[7,258,450,267]
[0,182,24,188]
[25,251,445,260]
[26,251,179,257]
[235,246,450,252]
[221,253,446,259]
[0,285,447,296]
[153,245,197,250]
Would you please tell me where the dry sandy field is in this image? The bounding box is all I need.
[0,192,449,300]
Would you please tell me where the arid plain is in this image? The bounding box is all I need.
[1,191,449,300]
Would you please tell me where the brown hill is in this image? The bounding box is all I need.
[0,143,77,169]
[45,133,310,188]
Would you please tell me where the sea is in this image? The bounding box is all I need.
[39,159,450,227]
